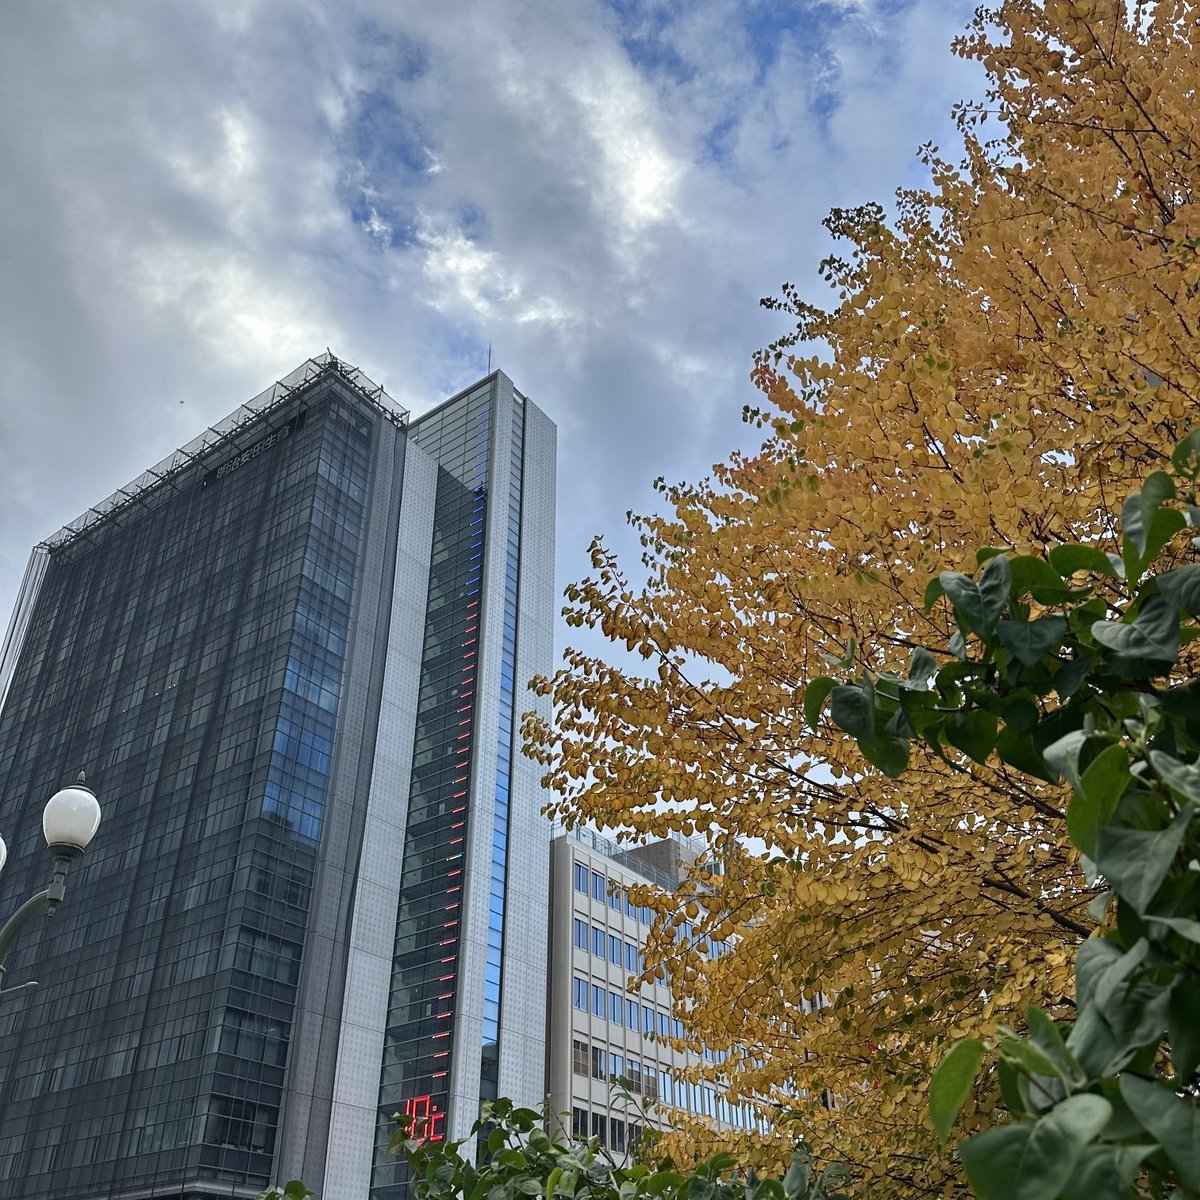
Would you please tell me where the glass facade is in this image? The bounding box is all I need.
[0,379,380,1198]
[371,382,498,1199]
[0,359,554,1200]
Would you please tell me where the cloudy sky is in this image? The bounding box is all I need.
[0,0,980,634]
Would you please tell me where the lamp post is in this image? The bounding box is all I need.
[0,772,101,1001]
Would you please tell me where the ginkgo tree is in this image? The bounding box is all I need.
[523,0,1200,1192]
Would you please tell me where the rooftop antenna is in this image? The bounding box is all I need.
[487,342,492,374]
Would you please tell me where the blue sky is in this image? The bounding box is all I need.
[0,0,979,632]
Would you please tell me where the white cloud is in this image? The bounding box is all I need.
[0,0,981,632]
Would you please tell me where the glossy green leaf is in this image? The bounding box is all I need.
[859,732,909,778]
[929,1038,985,1145]
[996,615,1068,667]
[1067,743,1130,857]
[1155,564,1200,616]
[803,676,836,731]
[1091,595,1180,675]
[1008,555,1071,603]
[1123,502,1186,582]
[958,1095,1112,1200]
[1025,1008,1085,1088]
[1059,1144,1153,1200]
[1048,544,1122,579]
[1147,749,1200,806]
[908,647,938,683]
[829,681,874,743]
[1094,801,1196,912]
[1123,470,1176,557]
[1119,1074,1200,1189]
[1168,975,1200,1079]
[923,574,946,611]
[945,709,998,763]
[940,555,1011,639]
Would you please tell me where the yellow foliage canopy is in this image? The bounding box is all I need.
[525,2,1200,1194]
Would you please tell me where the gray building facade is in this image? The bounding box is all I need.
[0,355,555,1200]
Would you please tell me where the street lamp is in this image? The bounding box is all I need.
[0,772,101,1001]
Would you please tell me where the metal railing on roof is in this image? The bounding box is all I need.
[37,353,408,554]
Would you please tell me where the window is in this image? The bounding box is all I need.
[592,985,605,1017]
[591,1113,606,1144]
[626,999,639,1031]
[591,871,605,901]
[625,896,636,919]
[573,1039,589,1076]
[572,977,588,1011]
[572,1107,588,1138]
[591,1045,606,1079]
[644,1066,658,1103]
[609,1053,624,1081]
[574,864,588,894]
[626,1059,642,1093]
[611,1118,626,1154]
[640,906,653,925]
[658,1011,669,1037]
[629,1123,643,1149]
[574,919,588,951]
[662,1070,673,1106]
[610,990,622,1024]
[624,942,637,972]
[609,889,621,912]
[608,934,622,966]
[642,1005,654,1035]
[591,926,604,957]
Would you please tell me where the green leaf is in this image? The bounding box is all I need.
[1168,974,1200,1079]
[1093,801,1195,912]
[997,1034,1069,1082]
[829,680,874,743]
[1025,1008,1085,1088]
[923,575,946,611]
[908,647,938,683]
[940,555,1012,639]
[803,677,836,731]
[1119,1074,1200,1189]
[945,709,998,764]
[1067,743,1130,857]
[1123,503,1186,582]
[996,615,1068,668]
[1060,1144,1152,1200]
[958,1094,1112,1200]
[997,1058,1028,1119]
[1043,729,1090,790]
[782,1149,813,1200]
[1155,564,1200,616]
[929,1039,985,1145]
[283,1184,314,1200]
[1049,544,1123,579]
[1053,655,1092,699]
[1171,428,1200,478]
[995,725,1056,784]
[1148,749,1200,805]
[1091,595,1180,676]
[1123,470,1176,558]
[1008,555,1070,602]
[976,546,1012,565]
[859,732,910,778]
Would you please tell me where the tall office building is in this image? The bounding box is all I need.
[0,354,555,1200]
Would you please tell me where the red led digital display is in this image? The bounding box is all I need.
[402,1094,446,1142]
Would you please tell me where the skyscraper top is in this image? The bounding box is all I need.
[39,352,408,555]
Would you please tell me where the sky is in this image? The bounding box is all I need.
[0,0,981,643]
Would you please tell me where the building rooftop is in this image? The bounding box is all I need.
[39,352,407,554]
